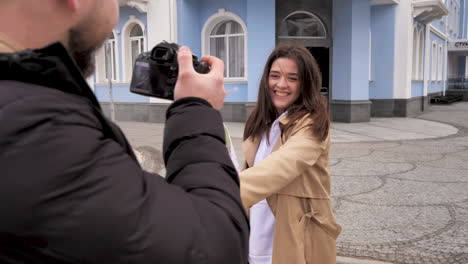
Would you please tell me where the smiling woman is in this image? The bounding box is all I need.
[268,57,300,114]
[240,44,340,264]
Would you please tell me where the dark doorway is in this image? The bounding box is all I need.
[306,47,329,97]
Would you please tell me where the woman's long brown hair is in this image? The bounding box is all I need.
[243,44,330,142]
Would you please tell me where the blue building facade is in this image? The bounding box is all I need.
[95,0,468,122]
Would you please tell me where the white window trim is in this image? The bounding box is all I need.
[454,6,457,35]
[412,26,419,80]
[369,28,372,81]
[429,24,448,40]
[412,26,426,81]
[432,41,437,81]
[418,29,424,80]
[278,11,328,39]
[106,37,118,82]
[438,44,443,81]
[121,16,147,83]
[202,9,248,82]
[95,30,120,84]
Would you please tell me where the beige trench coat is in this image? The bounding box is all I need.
[240,113,341,264]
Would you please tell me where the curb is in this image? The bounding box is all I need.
[337,256,394,264]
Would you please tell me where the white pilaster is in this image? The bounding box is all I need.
[444,38,448,96]
[147,0,177,48]
[147,0,178,104]
[87,76,95,91]
[394,0,413,99]
[424,24,431,96]
[465,57,468,76]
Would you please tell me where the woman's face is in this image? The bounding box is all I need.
[268,57,301,114]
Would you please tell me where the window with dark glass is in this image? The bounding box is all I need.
[279,12,327,38]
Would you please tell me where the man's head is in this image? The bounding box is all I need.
[0,0,120,77]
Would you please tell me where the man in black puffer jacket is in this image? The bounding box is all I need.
[0,0,248,263]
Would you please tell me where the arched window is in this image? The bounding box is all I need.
[105,32,117,81]
[202,9,247,81]
[432,42,437,81]
[418,30,424,80]
[412,27,425,81]
[122,17,146,82]
[279,11,327,39]
[412,27,419,80]
[454,6,458,35]
[438,45,443,81]
[95,31,119,83]
[130,24,145,66]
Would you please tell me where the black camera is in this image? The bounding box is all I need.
[129,41,210,100]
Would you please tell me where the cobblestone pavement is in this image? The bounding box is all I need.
[333,103,468,264]
[117,102,468,264]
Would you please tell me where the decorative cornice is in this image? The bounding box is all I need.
[119,0,148,13]
[370,0,400,6]
[413,0,449,24]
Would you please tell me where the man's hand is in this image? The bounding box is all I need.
[174,46,226,110]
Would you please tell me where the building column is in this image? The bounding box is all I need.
[147,0,177,49]
[369,4,397,117]
[424,24,431,97]
[393,0,413,100]
[370,1,419,117]
[246,0,275,103]
[147,0,177,104]
[331,0,371,122]
[87,76,95,91]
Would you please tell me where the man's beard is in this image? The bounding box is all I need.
[68,28,98,78]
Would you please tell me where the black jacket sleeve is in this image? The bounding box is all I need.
[162,97,250,263]
[0,95,249,263]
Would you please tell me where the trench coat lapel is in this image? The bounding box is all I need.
[242,136,260,169]
[242,114,291,168]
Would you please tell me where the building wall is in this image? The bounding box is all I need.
[177,0,274,102]
[247,0,275,102]
[91,0,468,122]
[370,5,397,100]
[200,0,249,102]
[332,0,370,101]
[177,0,202,57]
[412,81,424,97]
[94,6,149,103]
[461,0,468,38]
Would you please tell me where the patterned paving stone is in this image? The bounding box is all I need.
[331,176,384,197]
[331,145,373,159]
[454,200,468,209]
[420,155,468,170]
[444,137,468,147]
[344,178,468,206]
[334,142,402,151]
[446,148,468,158]
[404,207,468,256]
[348,150,444,163]
[378,141,466,155]
[387,166,468,183]
[332,160,414,177]
[330,158,341,166]
[118,103,468,264]
[336,201,450,245]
